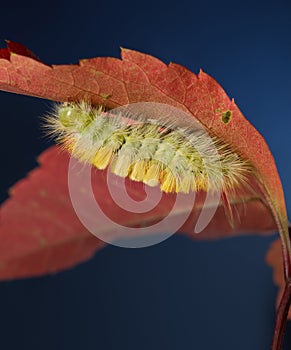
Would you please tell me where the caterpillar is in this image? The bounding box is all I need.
[44,101,253,224]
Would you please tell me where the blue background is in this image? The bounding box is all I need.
[0,0,291,349]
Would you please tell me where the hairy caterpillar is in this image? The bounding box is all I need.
[45,101,253,224]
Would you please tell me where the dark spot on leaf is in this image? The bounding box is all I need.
[221,110,232,124]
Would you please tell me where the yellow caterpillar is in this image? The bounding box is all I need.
[45,101,252,197]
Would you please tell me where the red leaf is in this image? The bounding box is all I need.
[0,147,105,280]
[0,42,288,279]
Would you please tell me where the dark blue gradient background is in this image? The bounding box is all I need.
[1,1,291,349]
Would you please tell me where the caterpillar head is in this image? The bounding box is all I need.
[58,102,96,133]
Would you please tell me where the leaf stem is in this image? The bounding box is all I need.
[279,223,291,283]
[271,280,291,350]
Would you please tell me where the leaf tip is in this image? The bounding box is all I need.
[120,46,129,54]
[198,68,206,78]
